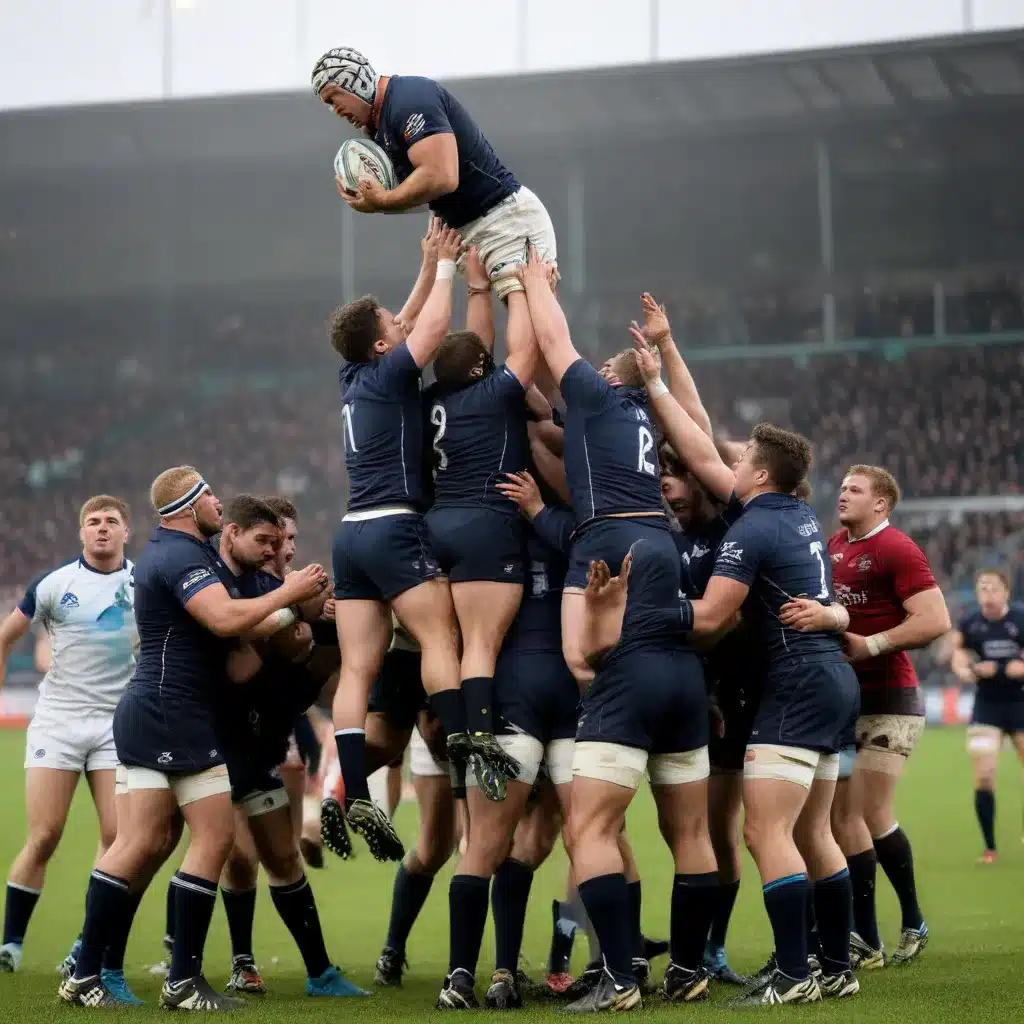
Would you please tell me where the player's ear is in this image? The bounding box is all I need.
[372,337,389,356]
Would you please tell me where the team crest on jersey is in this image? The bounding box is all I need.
[717,542,744,565]
[681,542,710,565]
[830,552,844,563]
[403,113,426,141]
[855,556,873,573]
[59,591,80,610]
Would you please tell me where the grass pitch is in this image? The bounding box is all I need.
[0,726,1022,1021]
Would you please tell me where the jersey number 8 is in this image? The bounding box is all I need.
[430,403,448,476]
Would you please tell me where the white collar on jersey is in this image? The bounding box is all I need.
[847,518,890,543]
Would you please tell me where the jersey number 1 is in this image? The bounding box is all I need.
[808,541,830,600]
[341,404,358,454]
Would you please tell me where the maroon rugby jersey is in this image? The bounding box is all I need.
[828,520,937,715]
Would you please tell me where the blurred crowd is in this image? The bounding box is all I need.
[1,291,1022,610]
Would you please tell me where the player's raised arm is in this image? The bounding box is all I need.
[504,261,545,390]
[463,246,495,352]
[632,293,713,438]
[630,333,735,503]
[183,564,329,639]
[394,217,441,332]
[0,607,32,688]
[404,225,462,368]
[519,245,579,385]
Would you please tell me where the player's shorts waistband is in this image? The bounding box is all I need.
[342,506,417,522]
[570,511,667,540]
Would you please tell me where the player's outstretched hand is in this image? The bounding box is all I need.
[637,293,672,347]
[779,597,831,632]
[496,471,544,518]
[585,559,612,599]
[465,245,490,292]
[436,224,463,262]
[517,243,551,291]
[421,216,441,260]
[628,327,662,383]
[974,660,999,679]
[282,563,331,603]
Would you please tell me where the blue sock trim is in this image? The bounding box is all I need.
[762,872,807,894]
[816,867,850,885]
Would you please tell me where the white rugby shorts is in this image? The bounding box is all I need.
[409,726,447,778]
[459,186,557,300]
[25,704,117,773]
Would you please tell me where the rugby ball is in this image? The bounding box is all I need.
[334,138,398,193]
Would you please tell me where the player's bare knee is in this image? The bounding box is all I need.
[24,823,64,864]
[263,846,303,887]
[223,846,259,890]
[414,835,453,876]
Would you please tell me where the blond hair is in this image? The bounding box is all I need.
[845,464,900,513]
[79,495,131,527]
[150,465,204,516]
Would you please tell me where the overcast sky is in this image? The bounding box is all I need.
[1,0,1022,110]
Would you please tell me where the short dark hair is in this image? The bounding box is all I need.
[749,423,812,494]
[328,295,381,362]
[222,494,283,532]
[263,496,298,523]
[433,330,492,389]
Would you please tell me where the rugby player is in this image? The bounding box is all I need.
[0,497,135,993]
[782,466,950,968]
[326,223,511,862]
[434,475,578,1010]
[659,444,750,987]
[517,247,677,686]
[949,569,1024,862]
[422,246,540,799]
[213,495,364,999]
[638,350,860,1004]
[563,539,717,1013]
[58,466,328,1010]
[368,629,459,987]
[311,46,555,298]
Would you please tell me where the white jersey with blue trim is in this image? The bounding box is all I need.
[18,557,136,713]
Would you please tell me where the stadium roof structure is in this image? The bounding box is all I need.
[2,27,1024,171]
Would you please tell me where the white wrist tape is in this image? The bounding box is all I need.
[648,378,669,400]
[830,604,849,631]
[271,607,298,631]
[865,632,892,657]
[436,259,456,281]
